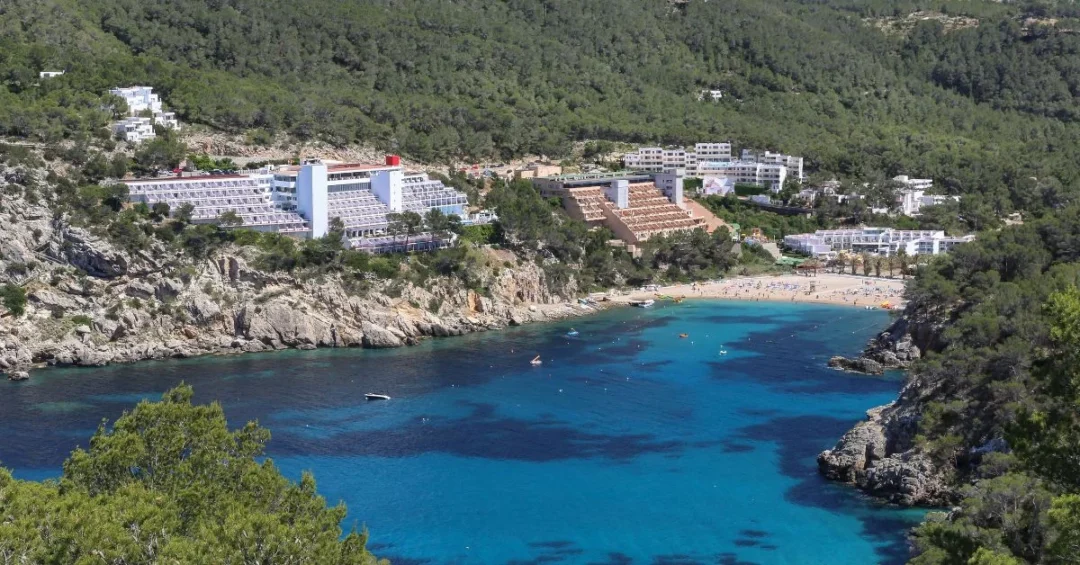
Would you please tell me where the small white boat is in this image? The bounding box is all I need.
[630,299,655,308]
[566,329,580,337]
[365,393,391,401]
[530,355,543,366]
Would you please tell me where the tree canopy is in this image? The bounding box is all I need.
[0,384,385,564]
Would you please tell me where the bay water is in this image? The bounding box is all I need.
[0,301,924,564]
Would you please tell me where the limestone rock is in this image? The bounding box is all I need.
[861,451,950,506]
[61,227,128,278]
[818,406,888,483]
[828,355,884,375]
[125,281,155,299]
[28,288,85,315]
[361,321,404,348]
[156,278,184,300]
[186,294,222,323]
[7,370,29,381]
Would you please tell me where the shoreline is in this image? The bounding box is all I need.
[609,273,908,310]
[8,273,906,381]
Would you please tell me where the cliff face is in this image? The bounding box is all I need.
[818,312,956,506]
[0,190,591,378]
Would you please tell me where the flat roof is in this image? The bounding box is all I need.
[541,170,651,181]
[271,163,399,176]
[123,174,251,184]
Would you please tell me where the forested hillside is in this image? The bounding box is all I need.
[4,0,1080,216]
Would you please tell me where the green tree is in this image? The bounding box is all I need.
[387,210,424,250]
[174,202,196,225]
[216,210,243,227]
[133,132,187,175]
[1012,287,1080,491]
[0,384,385,564]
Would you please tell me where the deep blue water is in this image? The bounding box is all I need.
[0,301,924,564]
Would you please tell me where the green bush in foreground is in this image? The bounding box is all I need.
[0,384,386,565]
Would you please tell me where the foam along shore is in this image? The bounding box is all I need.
[610,273,908,309]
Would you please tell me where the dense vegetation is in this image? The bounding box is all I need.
[0,384,385,564]
[868,205,1080,563]
[2,0,1080,216]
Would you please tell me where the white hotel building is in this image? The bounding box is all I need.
[784,228,975,259]
[699,160,788,191]
[124,156,473,250]
[623,143,803,189]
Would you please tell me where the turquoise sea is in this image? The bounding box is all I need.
[0,301,924,564]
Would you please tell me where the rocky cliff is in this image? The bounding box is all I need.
[818,312,956,505]
[0,184,594,379]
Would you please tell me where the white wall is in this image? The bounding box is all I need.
[298,163,329,237]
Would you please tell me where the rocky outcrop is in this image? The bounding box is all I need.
[862,315,926,369]
[0,208,593,380]
[820,314,956,506]
[57,226,129,279]
[818,399,949,505]
[828,355,884,375]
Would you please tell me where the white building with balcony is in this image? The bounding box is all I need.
[622,143,733,174]
[110,86,163,115]
[108,86,180,142]
[270,156,470,239]
[741,150,804,182]
[784,228,974,258]
[113,117,156,144]
[122,156,475,248]
[893,175,933,191]
[698,160,788,191]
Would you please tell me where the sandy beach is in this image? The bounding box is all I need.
[610,273,908,309]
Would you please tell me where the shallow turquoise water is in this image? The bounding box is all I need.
[0,301,924,564]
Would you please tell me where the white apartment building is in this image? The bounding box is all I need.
[784,228,975,258]
[110,86,163,115]
[113,117,156,144]
[741,150,804,182]
[623,143,733,174]
[108,86,180,143]
[39,71,64,79]
[898,189,960,216]
[893,175,933,191]
[694,143,732,163]
[698,160,788,191]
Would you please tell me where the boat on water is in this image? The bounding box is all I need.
[365,393,391,401]
[630,299,655,308]
[530,355,543,366]
[566,328,580,337]
[679,333,689,339]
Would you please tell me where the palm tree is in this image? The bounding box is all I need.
[861,253,873,277]
[850,253,860,275]
[886,255,897,278]
[897,249,909,279]
[873,256,883,278]
[832,252,845,274]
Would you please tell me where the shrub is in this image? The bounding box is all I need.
[69,314,93,326]
[0,284,27,317]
